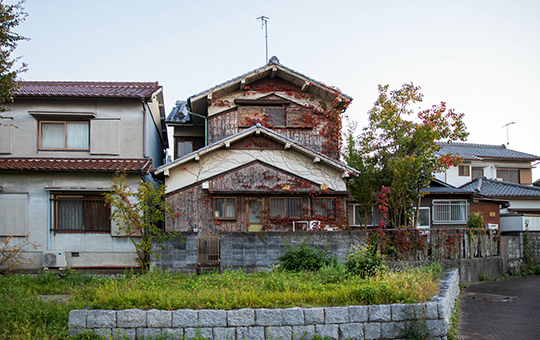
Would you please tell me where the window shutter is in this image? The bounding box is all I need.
[266,107,286,127]
[90,119,120,155]
[0,118,12,154]
[0,194,28,236]
[237,106,263,127]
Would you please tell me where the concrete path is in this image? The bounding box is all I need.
[459,275,540,339]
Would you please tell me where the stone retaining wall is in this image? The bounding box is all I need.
[68,269,459,340]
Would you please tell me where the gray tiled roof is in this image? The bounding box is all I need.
[436,142,539,161]
[460,177,540,198]
[421,178,475,195]
[165,100,189,124]
[187,59,352,102]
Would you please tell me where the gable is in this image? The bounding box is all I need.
[204,161,322,193]
[163,145,349,194]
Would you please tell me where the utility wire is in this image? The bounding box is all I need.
[201,38,264,90]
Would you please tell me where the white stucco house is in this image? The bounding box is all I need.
[0,81,168,270]
[435,142,539,187]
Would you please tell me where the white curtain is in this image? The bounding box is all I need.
[41,123,65,148]
[66,122,89,149]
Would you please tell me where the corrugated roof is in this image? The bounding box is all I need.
[0,158,153,174]
[15,81,162,99]
[460,177,540,198]
[436,142,539,161]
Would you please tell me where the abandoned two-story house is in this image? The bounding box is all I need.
[0,81,168,269]
[154,57,358,237]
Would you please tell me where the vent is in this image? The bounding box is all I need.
[43,251,67,268]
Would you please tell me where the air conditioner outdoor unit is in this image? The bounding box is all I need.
[487,223,499,230]
[43,251,67,268]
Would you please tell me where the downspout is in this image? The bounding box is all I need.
[140,97,148,158]
[189,110,208,146]
[47,192,51,251]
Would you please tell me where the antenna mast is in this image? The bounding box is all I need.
[502,122,516,146]
[257,15,269,63]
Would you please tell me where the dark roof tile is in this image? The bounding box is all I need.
[436,142,539,161]
[460,177,540,198]
[15,81,161,99]
[0,158,152,173]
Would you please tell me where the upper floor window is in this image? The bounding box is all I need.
[177,141,193,158]
[458,165,470,176]
[432,200,468,224]
[472,167,484,179]
[39,121,89,150]
[497,169,520,183]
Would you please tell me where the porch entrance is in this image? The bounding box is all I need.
[247,199,263,232]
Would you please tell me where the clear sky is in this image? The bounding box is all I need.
[13,0,540,179]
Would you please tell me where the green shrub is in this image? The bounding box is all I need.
[278,242,336,272]
[317,261,347,284]
[467,212,484,228]
[346,244,387,278]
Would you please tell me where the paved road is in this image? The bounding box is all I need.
[459,275,540,340]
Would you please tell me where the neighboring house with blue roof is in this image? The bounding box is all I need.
[435,142,540,187]
[461,177,540,231]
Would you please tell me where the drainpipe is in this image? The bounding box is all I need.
[47,192,51,251]
[140,97,148,158]
[189,110,208,146]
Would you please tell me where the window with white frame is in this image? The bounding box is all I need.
[214,197,236,219]
[52,194,110,232]
[39,121,89,150]
[349,204,373,227]
[416,207,430,228]
[270,197,303,218]
[432,200,468,224]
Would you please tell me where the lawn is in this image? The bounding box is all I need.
[0,263,442,340]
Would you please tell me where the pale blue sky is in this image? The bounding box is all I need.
[14,0,540,178]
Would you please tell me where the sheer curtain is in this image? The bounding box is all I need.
[41,123,64,148]
[66,122,89,149]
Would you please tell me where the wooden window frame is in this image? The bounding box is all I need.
[52,193,110,233]
[471,167,484,179]
[213,197,236,220]
[38,120,90,151]
[458,165,470,177]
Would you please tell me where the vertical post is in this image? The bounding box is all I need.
[257,16,269,63]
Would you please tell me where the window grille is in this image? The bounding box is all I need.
[432,200,468,224]
[270,197,302,218]
[313,198,334,218]
[52,194,110,232]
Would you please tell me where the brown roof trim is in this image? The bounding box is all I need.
[15,81,162,100]
[0,157,153,174]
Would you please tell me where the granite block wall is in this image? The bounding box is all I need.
[68,269,459,340]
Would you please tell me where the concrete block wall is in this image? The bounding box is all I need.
[68,269,459,340]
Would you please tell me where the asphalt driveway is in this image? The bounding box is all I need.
[459,275,540,339]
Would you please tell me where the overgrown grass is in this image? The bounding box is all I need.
[0,264,442,340]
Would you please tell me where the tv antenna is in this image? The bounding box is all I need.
[502,122,516,147]
[257,15,269,63]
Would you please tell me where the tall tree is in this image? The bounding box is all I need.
[345,83,467,228]
[0,0,27,116]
